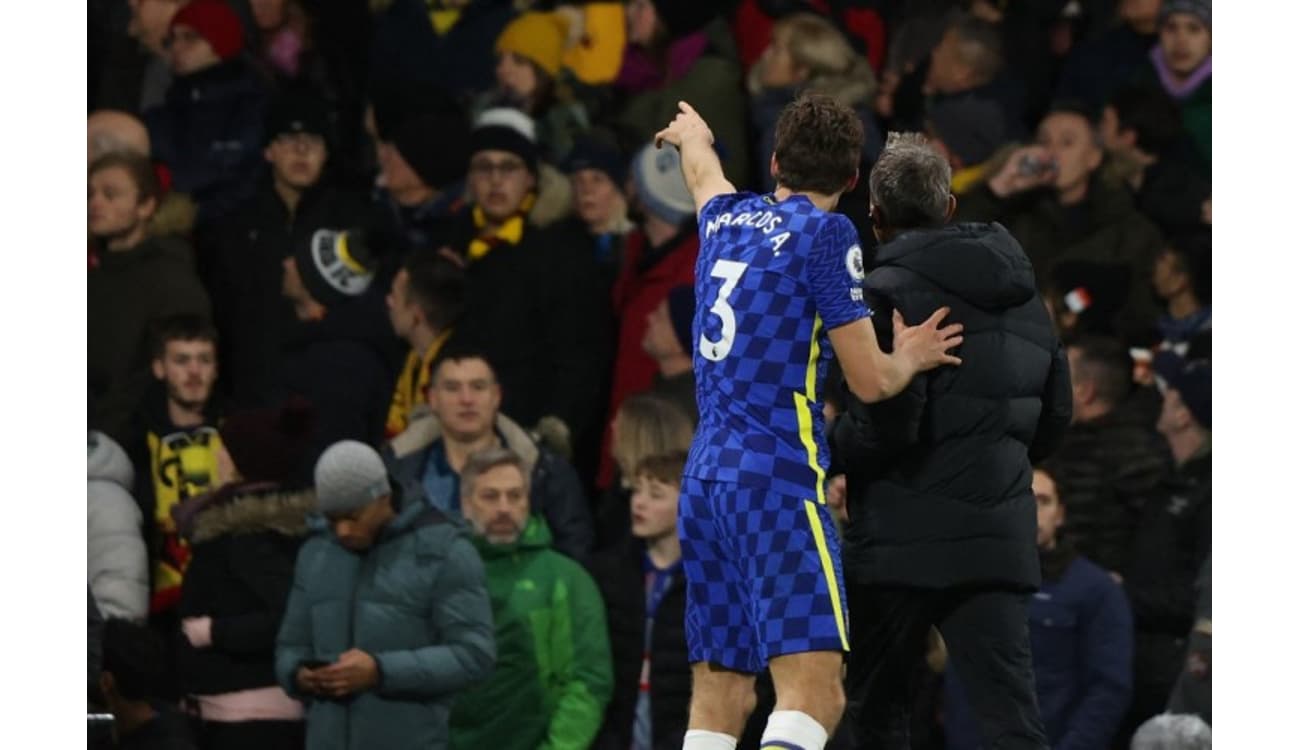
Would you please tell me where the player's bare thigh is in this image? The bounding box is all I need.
[688,662,758,737]
[769,650,847,733]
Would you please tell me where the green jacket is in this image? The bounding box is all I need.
[450,517,613,750]
[275,489,496,750]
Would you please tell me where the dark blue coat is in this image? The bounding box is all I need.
[145,60,268,227]
[944,550,1134,750]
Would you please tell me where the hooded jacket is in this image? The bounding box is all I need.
[276,484,495,750]
[88,235,212,444]
[175,482,315,697]
[833,223,1072,590]
[88,431,149,622]
[449,516,613,750]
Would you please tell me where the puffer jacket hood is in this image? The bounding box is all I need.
[88,430,133,490]
[874,222,1037,312]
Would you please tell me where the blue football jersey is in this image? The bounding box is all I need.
[685,192,872,498]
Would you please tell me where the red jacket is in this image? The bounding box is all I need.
[597,227,699,488]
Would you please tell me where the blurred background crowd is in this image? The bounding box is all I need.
[85,0,1211,748]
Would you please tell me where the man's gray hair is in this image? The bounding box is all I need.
[460,446,530,498]
[1130,713,1211,750]
[868,131,952,230]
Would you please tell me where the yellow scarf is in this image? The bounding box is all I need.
[468,193,536,261]
[384,329,453,438]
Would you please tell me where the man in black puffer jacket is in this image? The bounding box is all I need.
[832,132,1072,750]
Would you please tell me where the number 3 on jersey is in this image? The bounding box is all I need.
[700,259,748,361]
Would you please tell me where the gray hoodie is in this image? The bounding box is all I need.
[88,431,148,621]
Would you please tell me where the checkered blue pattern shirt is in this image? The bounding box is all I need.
[685,192,871,496]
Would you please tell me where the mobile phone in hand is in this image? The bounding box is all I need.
[301,659,330,670]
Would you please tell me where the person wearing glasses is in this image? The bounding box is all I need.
[439,108,611,466]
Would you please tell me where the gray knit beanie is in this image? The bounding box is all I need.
[313,440,391,515]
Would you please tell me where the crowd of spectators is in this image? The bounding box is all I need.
[87,0,1211,748]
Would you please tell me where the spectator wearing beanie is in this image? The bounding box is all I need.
[275,440,495,750]
[145,0,270,231]
[1132,0,1211,177]
[253,227,399,465]
[596,142,699,489]
[564,132,634,295]
[171,398,317,750]
[213,85,371,406]
[441,110,610,471]
[373,109,473,259]
[614,0,750,187]
[475,10,593,163]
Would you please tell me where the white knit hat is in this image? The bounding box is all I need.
[313,440,391,515]
[632,142,694,226]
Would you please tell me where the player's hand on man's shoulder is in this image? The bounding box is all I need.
[893,307,963,373]
[655,101,714,150]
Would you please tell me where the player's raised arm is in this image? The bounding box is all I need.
[828,310,962,403]
[654,101,736,215]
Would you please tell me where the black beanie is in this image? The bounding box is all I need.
[265,85,333,145]
[393,113,472,189]
[219,397,316,485]
[565,132,628,187]
[469,125,539,175]
[294,228,377,308]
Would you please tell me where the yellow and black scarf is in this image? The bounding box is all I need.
[468,193,536,261]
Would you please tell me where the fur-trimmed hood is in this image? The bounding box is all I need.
[388,410,541,469]
[189,485,316,544]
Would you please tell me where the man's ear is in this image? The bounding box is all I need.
[945,194,957,223]
[844,167,860,193]
[869,202,883,229]
[769,153,779,181]
[151,357,166,381]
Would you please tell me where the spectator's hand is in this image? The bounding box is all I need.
[1201,197,1211,225]
[655,101,714,150]
[317,649,379,698]
[296,665,325,695]
[181,616,213,649]
[987,145,1057,198]
[894,307,963,373]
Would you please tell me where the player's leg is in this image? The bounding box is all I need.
[746,494,851,749]
[937,588,1049,750]
[842,584,939,749]
[686,661,758,744]
[680,477,762,748]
